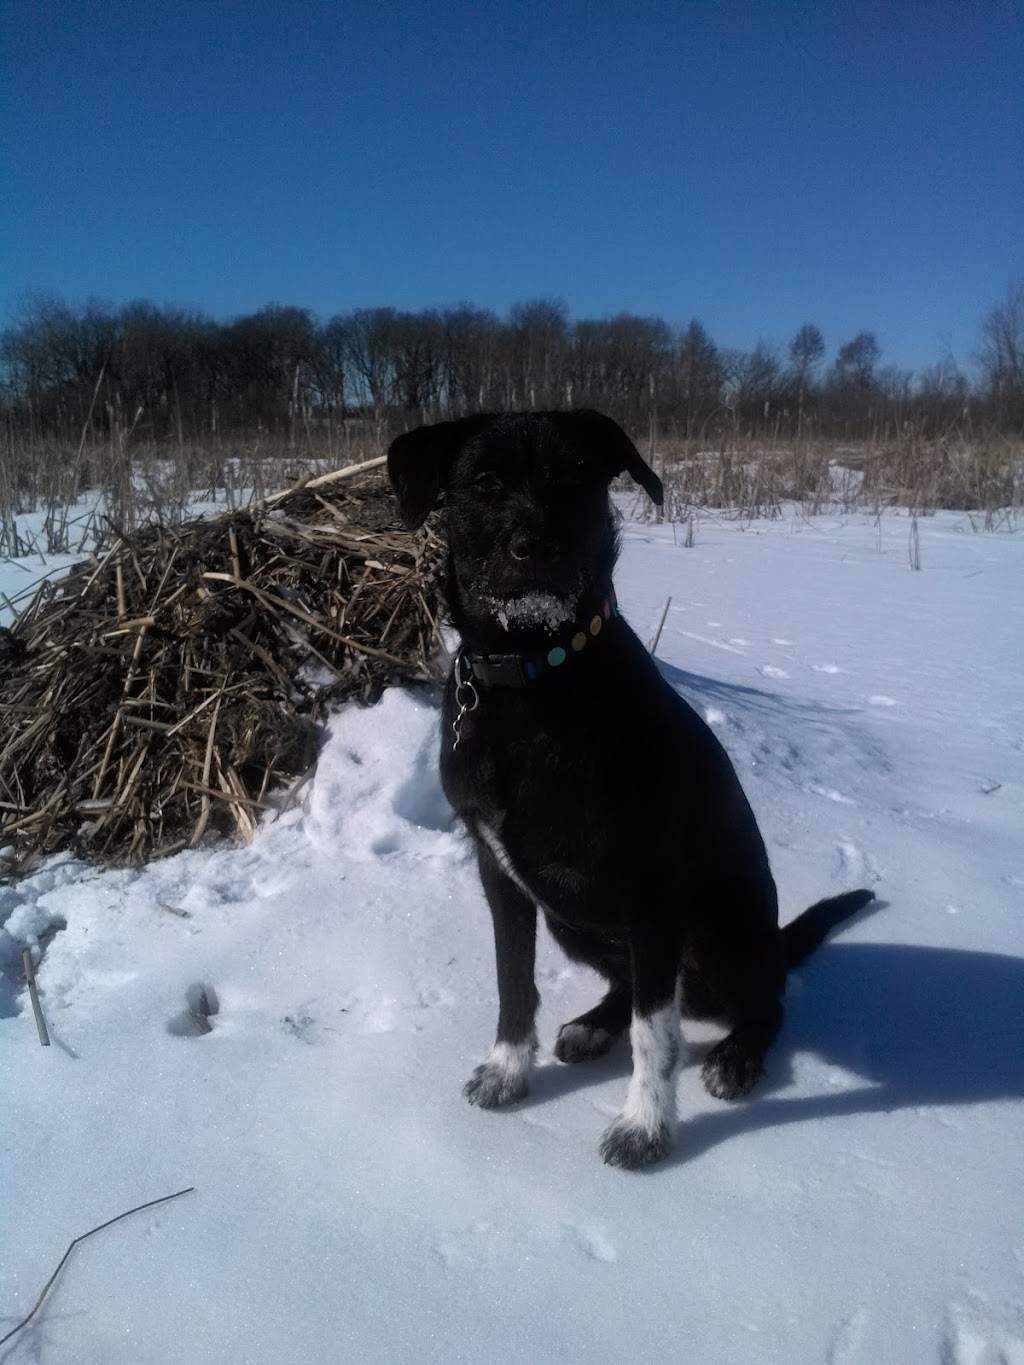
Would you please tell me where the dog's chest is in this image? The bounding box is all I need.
[471,803,601,919]
[439,683,618,911]
[440,681,588,823]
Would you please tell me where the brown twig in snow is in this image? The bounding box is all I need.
[21,949,50,1047]
[648,596,672,657]
[0,1187,195,1348]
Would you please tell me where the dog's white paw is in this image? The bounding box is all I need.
[463,1039,535,1108]
[463,1063,528,1108]
[599,1115,674,1170]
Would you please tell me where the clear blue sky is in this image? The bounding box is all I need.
[2,0,1021,376]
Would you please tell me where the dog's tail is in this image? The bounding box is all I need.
[784,889,875,968]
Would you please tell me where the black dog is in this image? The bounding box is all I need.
[388,410,872,1169]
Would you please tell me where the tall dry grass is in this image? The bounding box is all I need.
[2,420,1021,559]
[0,423,384,557]
[638,427,1023,528]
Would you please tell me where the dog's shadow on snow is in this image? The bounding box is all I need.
[655,659,895,786]
[525,934,1024,1168]
[657,660,860,718]
[680,937,1024,1166]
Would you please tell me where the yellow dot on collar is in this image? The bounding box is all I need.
[571,631,587,652]
[590,615,602,636]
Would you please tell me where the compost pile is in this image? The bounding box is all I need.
[0,468,446,874]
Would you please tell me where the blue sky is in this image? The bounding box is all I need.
[2,0,1021,375]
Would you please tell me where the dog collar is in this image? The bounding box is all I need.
[458,591,619,690]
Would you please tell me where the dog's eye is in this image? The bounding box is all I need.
[474,471,503,495]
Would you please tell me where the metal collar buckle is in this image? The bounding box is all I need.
[452,650,480,750]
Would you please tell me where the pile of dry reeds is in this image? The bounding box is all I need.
[0,462,445,875]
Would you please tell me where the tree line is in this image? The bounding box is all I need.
[2,283,1021,452]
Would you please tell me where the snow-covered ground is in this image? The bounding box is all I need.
[2,507,1023,1364]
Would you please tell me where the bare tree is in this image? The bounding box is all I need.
[391,310,444,419]
[725,342,783,431]
[677,320,724,436]
[832,332,881,393]
[342,308,400,430]
[310,317,350,445]
[789,323,825,384]
[508,299,569,409]
[978,279,1024,423]
[788,323,825,433]
[441,305,502,414]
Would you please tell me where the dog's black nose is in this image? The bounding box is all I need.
[509,532,532,561]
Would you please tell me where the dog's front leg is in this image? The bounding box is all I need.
[464,842,539,1109]
[599,931,682,1169]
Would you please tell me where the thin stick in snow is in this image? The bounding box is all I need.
[0,1186,195,1348]
[649,596,672,657]
[909,515,921,571]
[21,948,50,1047]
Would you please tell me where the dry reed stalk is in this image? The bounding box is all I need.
[21,948,50,1046]
[0,1187,195,1349]
[649,597,673,656]
[260,453,388,506]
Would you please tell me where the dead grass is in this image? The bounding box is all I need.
[0,427,383,556]
[3,425,1021,554]
[0,465,445,875]
[639,429,1023,523]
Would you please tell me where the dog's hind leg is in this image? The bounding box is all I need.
[555,984,632,1063]
[700,1001,784,1100]
[599,931,682,1169]
[464,842,540,1109]
[679,966,726,1020]
[697,936,786,1100]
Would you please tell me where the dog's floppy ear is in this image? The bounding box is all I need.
[554,410,664,506]
[387,416,489,529]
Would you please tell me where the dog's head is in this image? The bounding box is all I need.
[388,410,663,644]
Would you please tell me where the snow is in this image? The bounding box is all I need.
[479,590,578,632]
[2,508,1023,1364]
